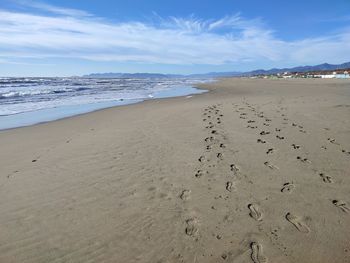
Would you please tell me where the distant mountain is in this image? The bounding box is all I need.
[83,62,350,78]
[84,71,242,78]
[241,62,350,76]
[188,72,242,78]
[83,72,183,78]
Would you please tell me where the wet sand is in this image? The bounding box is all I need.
[0,78,349,262]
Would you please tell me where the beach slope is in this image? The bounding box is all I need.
[0,78,349,263]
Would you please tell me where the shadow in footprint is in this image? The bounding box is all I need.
[332,200,350,213]
[266,148,274,155]
[291,144,300,149]
[319,173,333,183]
[185,218,199,237]
[327,138,339,145]
[230,164,239,175]
[248,204,263,221]
[264,161,278,170]
[281,182,295,193]
[286,212,310,233]
[260,131,270,136]
[226,181,234,192]
[250,242,268,263]
[195,170,204,178]
[180,190,191,200]
[296,156,311,163]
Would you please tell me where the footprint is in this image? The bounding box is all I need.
[275,128,281,132]
[180,189,191,200]
[185,218,199,237]
[219,143,226,148]
[266,148,274,155]
[332,200,350,213]
[319,173,333,183]
[230,164,239,174]
[281,182,295,193]
[263,123,270,127]
[198,156,205,162]
[195,170,204,178]
[226,181,234,192]
[341,149,350,155]
[247,125,258,129]
[264,161,278,170]
[248,204,263,221]
[296,156,311,163]
[250,242,268,263]
[248,120,256,123]
[217,153,223,160]
[260,131,270,136]
[276,135,285,140]
[206,145,212,150]
[257,139,266,144]
[204,137,214,142]
[211,130,217,134]
[291,144,300,149]
[286,212,310,233]
[327,138,339,145]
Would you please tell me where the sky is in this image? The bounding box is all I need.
[0,0,349,76]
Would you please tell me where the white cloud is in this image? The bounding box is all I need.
[0,2,349,67]
[13,0,93,17]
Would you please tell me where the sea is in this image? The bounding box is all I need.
[0,77,209,130]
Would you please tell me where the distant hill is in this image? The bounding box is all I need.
[241,62,350,76]
[83,71,242,78]
[83,62,350,78]
[83,72,183,78]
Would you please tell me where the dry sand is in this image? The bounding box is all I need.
[0,78,350,263]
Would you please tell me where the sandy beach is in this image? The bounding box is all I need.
[0,78,349,263]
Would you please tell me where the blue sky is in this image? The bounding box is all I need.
[0,0,349,76]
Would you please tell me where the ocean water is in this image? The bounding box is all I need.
[0,77,208,130]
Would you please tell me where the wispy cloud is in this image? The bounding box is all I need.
[12,0,93,17]
[0,1,349,67]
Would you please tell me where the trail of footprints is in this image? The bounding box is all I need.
[235,100,348,261]
[184,103,240,243]
[181,100,349,262]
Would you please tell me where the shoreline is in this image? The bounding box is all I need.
[0,84,208,131]
[1,78,349,263]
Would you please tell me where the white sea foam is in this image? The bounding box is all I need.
[0,77,209,116]
[0,77,209,129]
